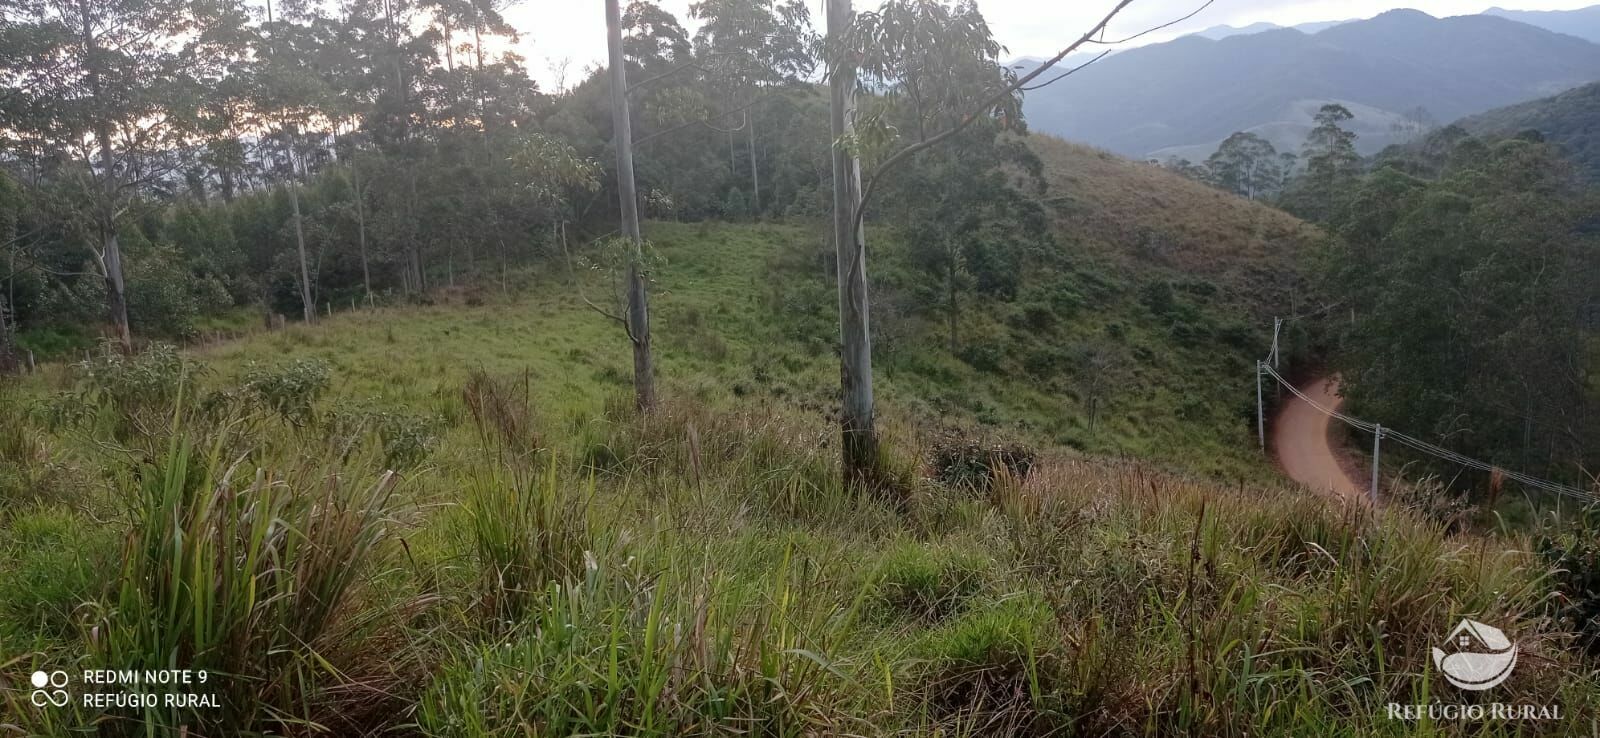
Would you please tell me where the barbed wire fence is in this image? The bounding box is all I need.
[1254,321,1598,507]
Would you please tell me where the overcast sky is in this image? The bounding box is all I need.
[508,0,1599,90]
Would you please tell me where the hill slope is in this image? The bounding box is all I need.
[1021,9,1600,157]
[7,135,1600,737]
[1458,79,1600,181]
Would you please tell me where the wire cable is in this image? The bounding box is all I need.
[1257,361,1597,504]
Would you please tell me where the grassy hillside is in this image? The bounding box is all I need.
[1459,80,1600,182]
[5,140,1600,734]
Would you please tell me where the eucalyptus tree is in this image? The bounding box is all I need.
[0,172,20,373]
[253,7,339,323]
[0,0,208,349]
[689,0,815,212]
[606,0,656,410]
[1205,131,1281,201]
[825,0,1138,485]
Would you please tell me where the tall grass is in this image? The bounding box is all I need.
[83,423,408,734]
[4,349,1599,737]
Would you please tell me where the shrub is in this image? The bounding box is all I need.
[931,437,1036,492]
[955,340,1003,372]
[1538,508,1600,655]
[241,357,331,424]
[328,402,440,469]
[48,342,200,441]
[1021,346,1072,379]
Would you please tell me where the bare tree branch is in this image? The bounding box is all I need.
[1087,0,1216,46]
[848,0,1139,239]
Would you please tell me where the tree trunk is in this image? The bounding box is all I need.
[286,157,315,324]
[102,229,132,348]
[406,166,422,294]
[0,293,17,375]
[827,0,878,486]
[81,0,131,352]
[606,0,656,412]
[947,258,958,353]
[747,112,760,214]
[353,162,371,301]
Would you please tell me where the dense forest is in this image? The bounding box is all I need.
[1165,102,1600,484]
[0,0,831,352]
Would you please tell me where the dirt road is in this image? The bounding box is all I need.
[1272,375,1363,499]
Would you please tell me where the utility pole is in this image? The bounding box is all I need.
[1370,424,1382,505]
[827,0,877,485]
[1256,361,1265,450]
[1270,316,1282,368]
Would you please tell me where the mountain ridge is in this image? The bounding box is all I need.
[1019,8,1600,158]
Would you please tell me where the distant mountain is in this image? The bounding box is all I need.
[1457,80,1600,181]
[1484,5,1600,43]
[1187,19,1348,40]
[1191,22,1282,40]
[1021,9,1600,158]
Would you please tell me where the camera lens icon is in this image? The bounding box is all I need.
[29,670,70,707]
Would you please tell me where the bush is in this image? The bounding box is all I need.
[955,340,1003,372]
[1021,346,1072,379]
[1538,508,1600,655]
[327,401,440,469]
[48,342,200,441]
[931,437,1036,492]
[241,357,331,424]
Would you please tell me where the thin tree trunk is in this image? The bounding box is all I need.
[353,162,371,300]
[947,258,958,353]
[406,166,422,293]
[747,111,760,214]
[606,0,656,412]
[288,180,314,323]
[498,237,508,294]
[0,294,17,375]
[828,0,877,486]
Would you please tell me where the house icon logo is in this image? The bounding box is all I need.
[1432,619,1518,691]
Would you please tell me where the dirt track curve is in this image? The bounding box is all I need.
[1271,375,1364,500]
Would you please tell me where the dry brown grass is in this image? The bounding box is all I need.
[1027,134,1324,303]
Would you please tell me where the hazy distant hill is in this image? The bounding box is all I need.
[1021,9,1600,158]
[1188,19,1346,40]
[1148,99,1412,162]
[1484,5,1600,43]
[1458,80,1600,181]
